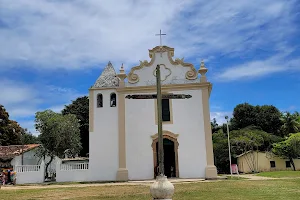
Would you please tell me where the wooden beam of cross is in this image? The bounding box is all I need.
[125,64,192,177]
[125,94,192,99]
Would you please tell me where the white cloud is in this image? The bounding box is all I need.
[0,0,297,71]
[48,105,65,113]
[214,55,300,81]
[18,120,38,136]
[0,79,85,135]
[0,0,299,133]
[0,79,39,117]
[210,111,232,125]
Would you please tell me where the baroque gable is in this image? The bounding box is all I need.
[126,46,199,87]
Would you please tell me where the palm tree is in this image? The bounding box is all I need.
[211,118,219,134]
[280,112,300,136]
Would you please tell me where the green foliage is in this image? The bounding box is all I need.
[213,126,282,173]
[230,103,258,130]
[212,102,300,173]
[280,112,300,136]
[257,171,300,178]
[0,104,9,125]
[230,126,265,156]
[0,104,40,146]
[62,96,89,157]
[22,129,39,144]
[272,133,300,170]
[35,110,82,176]
[230,103,282,135]
[0,105,22,145]
[211,118,219,133]
[213,131,230,173]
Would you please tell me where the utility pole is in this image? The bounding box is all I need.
[225,116,232,177]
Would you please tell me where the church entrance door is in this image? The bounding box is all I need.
[155,138,176,178]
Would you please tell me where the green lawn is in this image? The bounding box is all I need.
[256,171,300,178]
[1,179,300,200]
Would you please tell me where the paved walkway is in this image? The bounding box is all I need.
[235,174,278,180]
[0,175,283,190]
[1,178,206,190]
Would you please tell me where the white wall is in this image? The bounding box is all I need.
[56,161,89,182]
[11,149,59,175]
[89,89,119,181]
[88,47,209,181]
[15,161,45,184]
[125,89,207,180]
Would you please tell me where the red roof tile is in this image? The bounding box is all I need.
[0,144,41,159]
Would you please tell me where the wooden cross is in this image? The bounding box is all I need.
[125,64,192,176]
[125,94,192,99]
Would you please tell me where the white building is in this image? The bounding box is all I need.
[0,144,42,168]
[88,45,217,181]
[0,144,58,175]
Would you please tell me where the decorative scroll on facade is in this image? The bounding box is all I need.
[127,46,198,84]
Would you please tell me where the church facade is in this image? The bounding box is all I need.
[88,46,217,181]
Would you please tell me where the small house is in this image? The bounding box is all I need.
[236,150,300,173]
[0,144,58,173]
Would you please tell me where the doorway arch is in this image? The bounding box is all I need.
[151,131,179,178]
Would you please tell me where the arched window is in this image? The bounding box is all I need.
[97,93,103,107]
[110,93,117,107]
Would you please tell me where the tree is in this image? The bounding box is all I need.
[272,133,300,171]
[230,103,282,135]
[213,130,230,173]
[230,103,257,130]
[0,105,22,145]
[35,110,82,177]
[211,118,219,133]
[213,125,282,173]
[62,96,89,157]
[230,126,264,157]
[22,129,39,144]
[280,112,300,136]
[257,105,282,134]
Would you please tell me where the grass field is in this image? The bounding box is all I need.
[1,178,300,200]
[256,171,300,178]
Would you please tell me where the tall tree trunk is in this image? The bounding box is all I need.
[45,156,54,179]
[290,158,296,171]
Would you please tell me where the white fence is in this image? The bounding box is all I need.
[15,161,45,184]
[56,161,89,182]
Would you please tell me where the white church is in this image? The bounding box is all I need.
[88,45,218,181]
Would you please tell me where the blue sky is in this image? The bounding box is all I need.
[0,0,299,135]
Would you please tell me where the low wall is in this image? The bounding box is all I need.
[15,161,45,184]
[56,161,89,182]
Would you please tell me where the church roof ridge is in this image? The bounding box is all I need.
[93,61,119,88]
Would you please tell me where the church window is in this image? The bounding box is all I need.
[97,94,103,107]
[162,99,171,121]
[110,93,117,107]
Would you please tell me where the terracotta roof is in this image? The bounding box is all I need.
[0,144,41,159]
